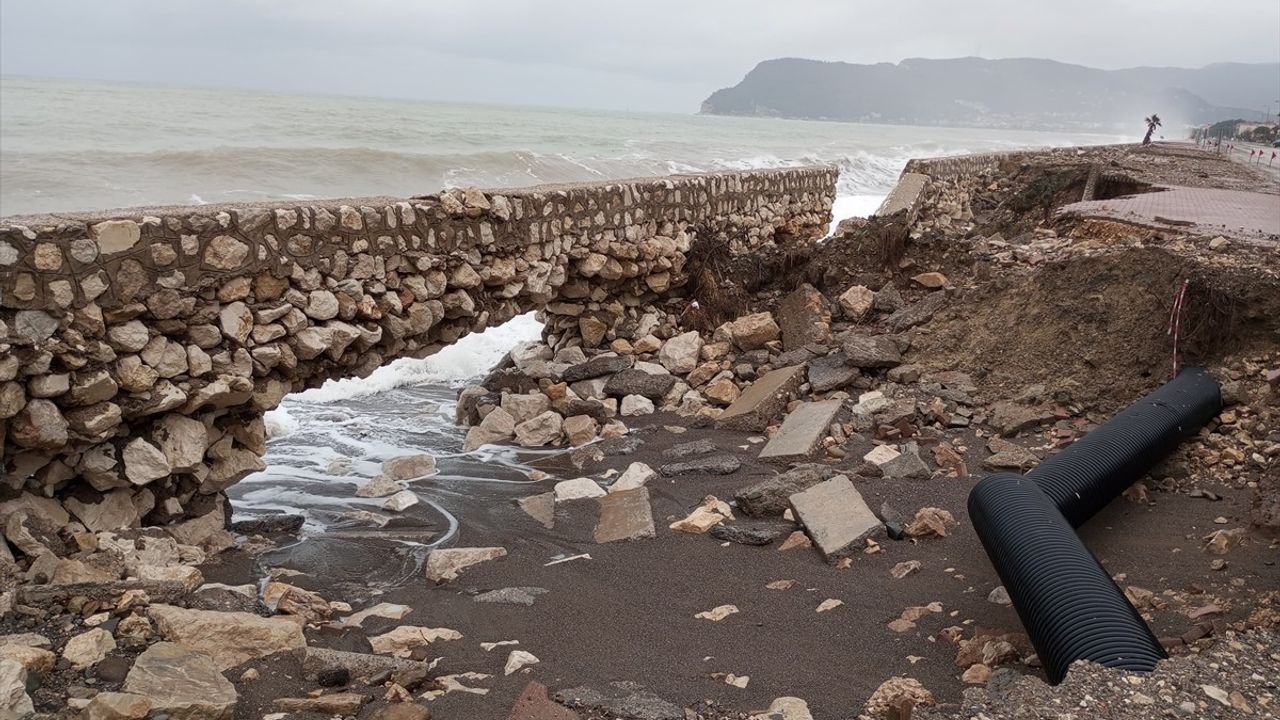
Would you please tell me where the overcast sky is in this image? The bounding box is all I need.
[2,0,1278,112]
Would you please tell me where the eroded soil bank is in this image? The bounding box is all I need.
[3,143,1277,720]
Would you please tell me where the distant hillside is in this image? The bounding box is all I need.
[700,57,1276,131]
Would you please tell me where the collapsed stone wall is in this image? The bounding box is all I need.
[0,168,836,529]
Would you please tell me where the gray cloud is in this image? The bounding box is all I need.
[2,0,1277,112]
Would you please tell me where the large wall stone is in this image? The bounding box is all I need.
[0,168,836,526]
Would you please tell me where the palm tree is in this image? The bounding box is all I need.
[1142,114,1162,145]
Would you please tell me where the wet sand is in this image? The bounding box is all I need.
[219,411,1278,719]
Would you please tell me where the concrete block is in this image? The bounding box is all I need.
[593,488,655,543]
[716,365,806,431]
[758,399,843,464]
[788,476,884,560]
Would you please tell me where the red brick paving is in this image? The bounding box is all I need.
[1060,186,1280,239]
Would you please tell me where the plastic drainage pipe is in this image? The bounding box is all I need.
[1028,367,1222,528]
[968,473,1166,684]
[968,368,1222,685]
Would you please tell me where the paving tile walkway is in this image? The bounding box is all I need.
[1060,185,1280,240]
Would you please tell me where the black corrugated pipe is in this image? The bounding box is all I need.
[968,473,1166,684]
[1028,367,1222,527]
[968,368,1222,684]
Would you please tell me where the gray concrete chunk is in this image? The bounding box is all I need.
[716,365,806,431]
[593,487,656,543]
[758,399,843,463]
[789,476,884,560]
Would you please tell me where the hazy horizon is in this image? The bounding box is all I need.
[4,55,1277,118]
[2,0,1278,113]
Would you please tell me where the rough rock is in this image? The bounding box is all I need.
[554,478,606,502]
[382,490,420,512]
[509,681,576,720]
[838,285,875,320]
[515,411,564,447]
[863,677,934,719]
[424,547,507,582]
[886,292,947,332]
[709,524,784,546]
[123,642,237,720]
[911,271,948,288]
[990,401,1052,436]
[0,657,32,718]
[775,285,830,350]
[62,627,116,668]
[368,626,462,657]
[82,692,152,720]
[660,454,741,477]
[620,394,656,416]
[605,369,678,400]
[724,312,781,350]
[382,454,436,480]
[658,331,703,374]
[517,492,555,529]
[563,414,599,446]
[610,462,656,493]
[503,393,552,425]
[735,464,837,517]
[841,335,902,368]
[148,604,306,670]
[464,406,517,450]
[561,355,633,383]
[274,693,368,715]
[807,353,857,393]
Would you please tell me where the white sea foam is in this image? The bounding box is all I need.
[292,313,543,405]
[828,194,888,235]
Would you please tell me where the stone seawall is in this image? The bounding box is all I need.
[901,144,1132,180]
[0,168,836,529]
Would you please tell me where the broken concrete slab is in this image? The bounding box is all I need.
[593,488,656,543]
[716,365,806,431]
[863,445,901,466]
[874,172,929,219]
[788,476,884,560]
[758,399,843,464]
[879,441,931,480]
[734,464,837,517]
